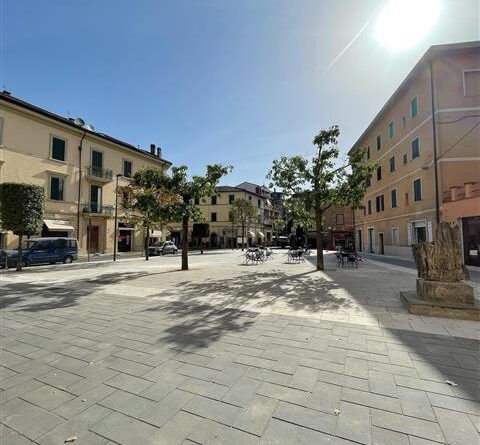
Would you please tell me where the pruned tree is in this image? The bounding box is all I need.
[167,164,231,270]
[121,168,179,261]
[230,198,257,251]
[0,183,45,271]
[268,126,375,270]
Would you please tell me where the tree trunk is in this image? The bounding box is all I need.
[181,214,189,270]
[242,222,245,251]
[17,234,23,272]
[315,209,324,271]
[145,224,150,261]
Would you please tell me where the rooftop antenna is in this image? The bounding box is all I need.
[74,117,85,127]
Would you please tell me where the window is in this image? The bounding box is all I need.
[366,146,370,160]
[366,175,371,187]
[375,195,385,213]
[0,117,4,145]
[388,121,394,139]
[391,189,397,208]
[123,160,132,177]
[376,166,382,181]
[412,138,420,159]
[211,196,217,205]
[402,116,406,128]
[336,214,344,225]
[228,194,234,204]
[258,199,261,208]
[248,196,252,201]
[411,97,418,118]
[367,200,372,215]
[389,156,395,173]
[194,197,200,205]
[403,154,408,165]
[413,178,422,201]
[211,212,217,222]
[51,136,66,161]
[392,227,400,246]
[405,192,409,205]
[464,70,480,96]
[90,185,102,213]
[91,150,103,176]
[50,176,64,201]
[376,134,382,150]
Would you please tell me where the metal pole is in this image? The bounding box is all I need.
[113,174,120,261]
[429,60,441,225]
[87,217,91,262]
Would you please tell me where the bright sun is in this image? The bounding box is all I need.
[375,0,441,51]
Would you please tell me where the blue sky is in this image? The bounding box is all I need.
[2,0,479,185]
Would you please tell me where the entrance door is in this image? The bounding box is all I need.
[379,233,385,255]
[463,216,480,266]
[88,226,100,253]
[368,228,374,253]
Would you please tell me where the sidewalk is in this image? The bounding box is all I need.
[1,251,478,444]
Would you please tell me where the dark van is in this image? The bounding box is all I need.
[1,237,79,268]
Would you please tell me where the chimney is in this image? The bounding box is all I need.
[150,144,156,155]
[156,146,162,158]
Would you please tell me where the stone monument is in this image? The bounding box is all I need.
[401,222,479,319]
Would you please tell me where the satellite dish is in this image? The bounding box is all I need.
[85,124,95,132]
[74,117,85,127]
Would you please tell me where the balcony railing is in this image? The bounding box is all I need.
[86,166,113,182]
[82,203,114,216]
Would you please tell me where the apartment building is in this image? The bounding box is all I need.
[349,41,480,262]
[168,184,274,248]
[0,92,171,254]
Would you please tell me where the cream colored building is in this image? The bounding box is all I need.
[349,41,480,262]
[168,184,274,248]
[0,92,171,254]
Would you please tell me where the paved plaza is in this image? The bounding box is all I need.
[1,251,479,444]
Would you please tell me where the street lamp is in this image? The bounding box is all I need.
[113,173,122,261]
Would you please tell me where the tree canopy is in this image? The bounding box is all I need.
[0,182,45,270]
[268,126,375,270]
[230,197,257,250]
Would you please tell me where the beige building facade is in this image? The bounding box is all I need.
[349,42,480,262]
[0,92,171,255]
[168,185,274,249]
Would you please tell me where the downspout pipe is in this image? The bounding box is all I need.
[429,60,441,225]
[76,130,87,242]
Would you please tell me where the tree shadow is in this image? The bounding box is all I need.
[0,271,153,312]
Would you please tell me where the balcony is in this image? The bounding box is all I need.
[85,166,113,182]
[82,202,114,216]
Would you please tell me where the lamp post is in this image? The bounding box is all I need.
[113,173,122,261]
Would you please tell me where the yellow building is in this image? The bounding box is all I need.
[349,41,480,262]
[168,184,275,248]
[0,91,171,254]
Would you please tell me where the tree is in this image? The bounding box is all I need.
[285,194,313,246]
[121,168,179,261]
[230,198,257,251]
[268,126,375,270]
[0,183,45,271]
[168,164,231,270]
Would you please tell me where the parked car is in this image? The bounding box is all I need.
[0,237,79,268]
[148,241,178,256]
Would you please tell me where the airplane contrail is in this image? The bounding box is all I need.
[321,14,375,76]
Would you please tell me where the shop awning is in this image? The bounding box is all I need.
[248,231,255,237]
[44,219,74,231]
[150,230,162,237]
[257,232,265,238]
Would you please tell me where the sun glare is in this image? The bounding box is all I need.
[375,0,441,51]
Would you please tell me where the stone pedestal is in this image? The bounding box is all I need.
[416,278,474,304]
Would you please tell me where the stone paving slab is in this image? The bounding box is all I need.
[1,252,479,444]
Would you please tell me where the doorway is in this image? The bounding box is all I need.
[379,232,385,255]
[88,225,100,253]
[462,216,480,266]
[357,229,362,252]
[368,228,374,253]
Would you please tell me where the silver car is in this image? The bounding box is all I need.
[148,241,178,256]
